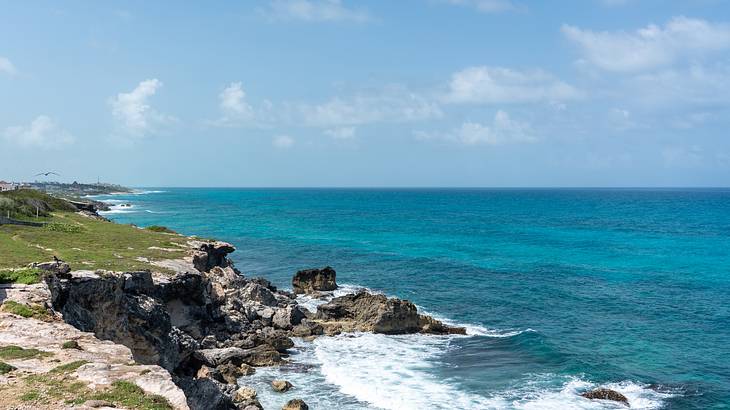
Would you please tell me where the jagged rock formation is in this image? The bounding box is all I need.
[38,240,468,409]
[314,290,467,335]
[292,266,337,294]
[44,241,299,409]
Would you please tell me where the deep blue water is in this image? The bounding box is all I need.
[96,188,730,409]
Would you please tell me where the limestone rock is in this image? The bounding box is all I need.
[292,267,337,294]
[282,398,309,410]
[315,290,466,335]
[272,306,306,330]
[240,283,278,307]
[271,379,293,392]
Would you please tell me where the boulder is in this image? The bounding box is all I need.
[282,399,309,410]
[292,267,337,294]
[234,386,262,409]
[195,347,248,367]
[217,362,246,384]
[272,306,306,330]
[242,344,282,367]
[33,261,71,277]
[241,283,278,307]
[315,291,466,335]
[192,241,235,272]
[290,320,324,337]
[581,388,629,405]
[271,380,293,392]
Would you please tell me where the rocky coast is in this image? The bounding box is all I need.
[1,216,466,409]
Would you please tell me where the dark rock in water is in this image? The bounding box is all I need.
[271,379,293,392]
[250,327,295,352]
[315,290,466,335]
[292,267,337,294]
[282,398,309,410]
[291,320,324,337]
[581,388,629,405]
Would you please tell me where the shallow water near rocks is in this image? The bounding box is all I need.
[95,188,730,409]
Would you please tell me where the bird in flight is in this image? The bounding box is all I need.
[35,171,60,177]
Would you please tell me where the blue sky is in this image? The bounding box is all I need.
[2,0,730,187]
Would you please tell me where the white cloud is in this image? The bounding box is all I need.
[628,63,730,106]
[0,57,16,75]
[562,17,730,72]
[324,126,356,139]
[300,86,442,126]
[3,116,75,148]
[415,110,535,145]
[273,135,295,148]
[445,66,581,104]
[442,0,521,13]
[265,0,370,22]
[212,82,256,126]
[110,79,173,137]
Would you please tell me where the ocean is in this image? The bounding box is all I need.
[93,188,730,409]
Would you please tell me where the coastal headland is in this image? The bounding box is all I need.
[0,189,471,409]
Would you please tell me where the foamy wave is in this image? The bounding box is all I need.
[131,190,166,195]
[502,376,674,409]
[244,334,673,410]
[99,203,138,215]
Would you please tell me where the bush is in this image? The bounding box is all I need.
[0,301,49,319]
[144,225,176,234]
[0,268,41,284]
[61,340,81,350]
[0,361,15,374]
[44,222,84,233]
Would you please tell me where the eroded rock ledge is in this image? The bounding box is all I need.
[41,241,465,409]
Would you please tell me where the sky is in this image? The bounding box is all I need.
[2,0,730,187]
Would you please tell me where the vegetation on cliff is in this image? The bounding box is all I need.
[0,189,77,219]
[0,212,188,273]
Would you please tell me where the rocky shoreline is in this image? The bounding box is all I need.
[33,238,466,409]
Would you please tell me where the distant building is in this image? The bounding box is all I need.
[0,181,17,192]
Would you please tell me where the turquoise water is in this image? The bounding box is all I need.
[96,188,730,409]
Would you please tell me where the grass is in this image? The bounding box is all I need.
[93,380,172,410]
[19,375,172,409]
[0,361,15,374]
[20,391,40,401]
[0,268,42,284]
[0,212,188,273]
[1,301,50,319]
[50,360,89,373]
[0,345,52,360]
[144,225,176,234]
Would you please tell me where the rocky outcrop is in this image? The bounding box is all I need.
[314,291,466,335]
[581,388,629,405]
[36,237,467,409]
[271,379,293,392]
[282,399,309,410]
[292,267,337,294]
